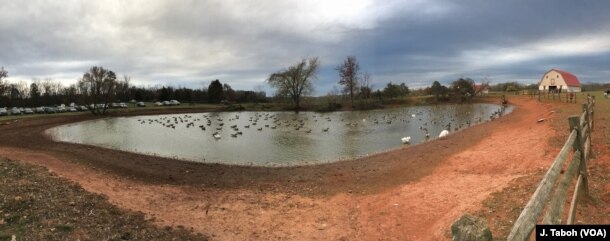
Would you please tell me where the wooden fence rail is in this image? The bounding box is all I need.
[451,97,595,241]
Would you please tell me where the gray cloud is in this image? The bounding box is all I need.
[1,0,609,94]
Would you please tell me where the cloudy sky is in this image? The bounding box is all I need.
[1,0,609,95]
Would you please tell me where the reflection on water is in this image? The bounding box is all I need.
[46,104,512,166]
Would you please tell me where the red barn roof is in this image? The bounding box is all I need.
[550,69,580,87]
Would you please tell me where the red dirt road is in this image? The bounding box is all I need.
[0,97,557,240]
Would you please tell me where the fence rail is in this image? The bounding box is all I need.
[530,90,584,103]
[451,96,596,241]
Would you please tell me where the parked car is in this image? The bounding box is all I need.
[110,103,120,108]
[0,107,7,116]
[162,101,170,106]
[69,102,76,107]
[45,107,57,113]
[119,103,128,108]
[35,107,45,113]
[169,100,181,106]
[67,107,78,112]
[80,105,89,111]
[57,106,66,113]
[10,107,22,115]
[154,102,163,106]
[23,108,34,114]
[136,102,146,107]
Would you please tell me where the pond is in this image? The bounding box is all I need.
[46,103,512,166]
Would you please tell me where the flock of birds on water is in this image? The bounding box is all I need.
[135,105,507,145]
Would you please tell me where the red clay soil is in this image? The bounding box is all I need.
[0,97,558,240]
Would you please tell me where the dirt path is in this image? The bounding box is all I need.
[0,97,557,240]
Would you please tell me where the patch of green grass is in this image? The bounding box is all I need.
[0,231,12,241]
[55,224,74,232]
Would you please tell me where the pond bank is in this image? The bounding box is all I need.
[0,96,556,240]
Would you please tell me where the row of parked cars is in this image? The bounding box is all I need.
[0,100,182,116]
[0,104,89,116]
[154,100,181,106]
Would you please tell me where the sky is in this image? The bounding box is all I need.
[1,0,609,95]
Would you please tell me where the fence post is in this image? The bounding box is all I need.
[590,96,595,130]
[582,103,589,129]
[575,109,591,201]
[582,103,591,198]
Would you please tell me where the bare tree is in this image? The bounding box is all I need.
[337,56,360,106]
[360,72,372,99]
[267,57,319,110]
[77,66,118,115]
[0,67,8,97]
[115,75,131,101]
[0,67,6,82]
[474,77,491,96]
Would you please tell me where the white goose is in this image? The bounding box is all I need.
[439,130,449,139]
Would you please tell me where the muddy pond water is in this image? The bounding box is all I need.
[46,103,512,166]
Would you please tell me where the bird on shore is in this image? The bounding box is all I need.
[401,136,411,144]
[439,130,449,138]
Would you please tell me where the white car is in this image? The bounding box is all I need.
[162,101,170,106]
[169,100,181,106]
[10,107,22,115]
[0,107,7,116]
[136,102,146,107]
[154,102,163,106]
[23,108,34,114]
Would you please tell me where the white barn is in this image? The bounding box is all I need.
[538,69,581,93]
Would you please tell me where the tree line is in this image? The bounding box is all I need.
[0,66,266,114]
[266,56,488,110]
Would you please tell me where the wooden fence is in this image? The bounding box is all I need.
[506,96,595,240]
[451,97,596,241]
[529,90,589,103]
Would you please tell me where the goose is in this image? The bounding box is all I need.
[439,130,449,138]
[322,127,330,132]
[401,136,411,144]
[213,134,221,139]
